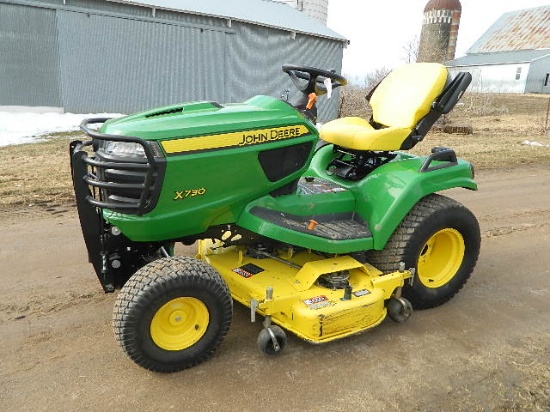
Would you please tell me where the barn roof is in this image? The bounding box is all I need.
[467,6,550,54]
[109,0,346,42]
[446,49,550,67]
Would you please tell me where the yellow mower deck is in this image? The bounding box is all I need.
[198,241,412,343]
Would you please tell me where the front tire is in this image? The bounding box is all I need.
[367,194,480,309]
[113,257,232,373]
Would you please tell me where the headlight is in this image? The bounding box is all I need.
[100,141,147,160]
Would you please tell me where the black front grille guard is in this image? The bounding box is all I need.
[73,118,166,216]
[69,118,166,292]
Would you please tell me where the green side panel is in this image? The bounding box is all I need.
[102,96,319,241]
[306,145,477,250]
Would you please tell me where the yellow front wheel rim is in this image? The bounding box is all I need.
[150,297,209,351]
[417,228,465,288]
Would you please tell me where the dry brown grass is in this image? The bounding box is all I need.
[448,336,550,412]
[1,93,549,211]
[0,134,76,211]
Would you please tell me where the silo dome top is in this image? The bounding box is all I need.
[424,0,461,12]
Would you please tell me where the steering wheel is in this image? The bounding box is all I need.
[282,65,348,96]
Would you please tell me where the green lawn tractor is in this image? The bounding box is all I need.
[70,63,479,373]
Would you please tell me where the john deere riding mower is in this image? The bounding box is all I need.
[70,63,479,373]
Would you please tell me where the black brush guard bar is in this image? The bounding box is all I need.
[74,118,166,215]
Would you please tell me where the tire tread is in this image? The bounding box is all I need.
[113,256,232,373]
[367,194,480,309]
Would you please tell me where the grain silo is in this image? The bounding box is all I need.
[417,0,462,63]
[272,0,329,24]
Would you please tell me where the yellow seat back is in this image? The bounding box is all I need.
[370,63,449,129]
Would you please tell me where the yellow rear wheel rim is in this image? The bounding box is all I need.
[150,297,209,351]
[417,228,465,288]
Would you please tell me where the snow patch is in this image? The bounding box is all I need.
[521,140,550,148]
[0,112,123,147]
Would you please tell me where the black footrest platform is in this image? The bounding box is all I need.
[250,207,371,240]
[297,177,349,195]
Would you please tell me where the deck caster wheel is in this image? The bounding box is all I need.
[257,325,286,355]
[386,297,413,323]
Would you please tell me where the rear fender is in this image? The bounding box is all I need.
[308,146,477,250]
[355,155,476,249]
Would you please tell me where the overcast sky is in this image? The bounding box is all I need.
[326,0,549,82]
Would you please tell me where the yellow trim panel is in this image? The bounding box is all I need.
[162,125,310,154]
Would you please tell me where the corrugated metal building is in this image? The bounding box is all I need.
[0,0,346,120]
[446,6,550,94]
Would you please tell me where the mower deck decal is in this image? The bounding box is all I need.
[161,125,310,154]
[303,295,332,310]
[353,289,371,297]
[232,263,265,278]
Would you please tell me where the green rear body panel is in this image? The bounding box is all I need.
[312,146,476,249]
[237,146,476,253]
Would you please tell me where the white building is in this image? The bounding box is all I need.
[446,6,550,94]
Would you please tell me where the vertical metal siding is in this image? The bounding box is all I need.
[56,10,226,113]
[227,24,287,103]
[449,64,529,94]
[65,0,153,17]
[291,34,343,121]
[227,22,343,122]
[526,57,550,94]
[155,8,225,27]
[0,3,61,107]
[0,1,343,114]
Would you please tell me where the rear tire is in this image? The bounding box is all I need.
[113,256,232,373]
[367,194,480,309]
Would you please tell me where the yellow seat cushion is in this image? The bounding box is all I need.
[320,117,411,151]
[319,63,449,151]
[371,63,448,128]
